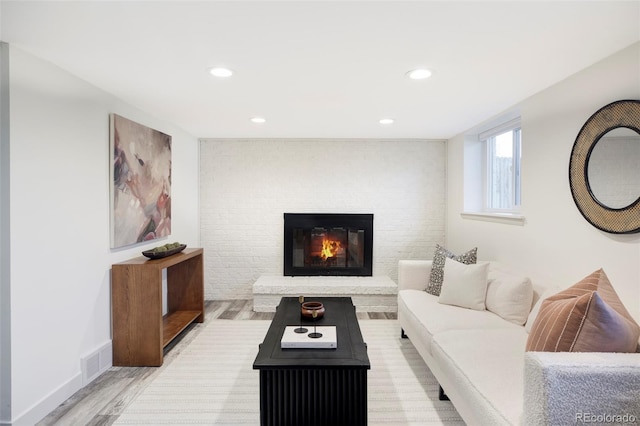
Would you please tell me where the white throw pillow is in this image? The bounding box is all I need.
[438,258,489,310]
[485,269,533,325]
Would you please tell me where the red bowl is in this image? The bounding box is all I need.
[301,301,325,319]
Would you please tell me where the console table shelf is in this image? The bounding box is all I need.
[111,248,204,366]
[162,310,202,347]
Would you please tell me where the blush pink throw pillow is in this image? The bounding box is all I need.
[526,269,639,353]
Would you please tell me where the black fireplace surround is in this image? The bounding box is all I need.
[283,213,373,276]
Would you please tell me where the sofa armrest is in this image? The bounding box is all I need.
[398,260,432,292]
[523,352,640,426]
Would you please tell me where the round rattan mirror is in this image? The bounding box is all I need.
[569,99,640,234]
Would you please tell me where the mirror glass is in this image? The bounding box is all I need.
[587,127,640,209]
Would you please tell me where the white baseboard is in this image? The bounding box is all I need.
[10,373,82,426]
[9,340,112,426]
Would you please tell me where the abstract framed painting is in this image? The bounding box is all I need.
[110,114,172,248]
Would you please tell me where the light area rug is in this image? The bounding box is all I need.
[114,319,464,425]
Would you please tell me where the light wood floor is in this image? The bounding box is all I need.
[38,299,396,426]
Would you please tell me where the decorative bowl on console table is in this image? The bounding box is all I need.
[142,243,186,259]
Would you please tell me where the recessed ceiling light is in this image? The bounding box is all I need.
[251,117,266,124]
[208,67,233,78]
[379,118,394,125]
[406,69,432,80]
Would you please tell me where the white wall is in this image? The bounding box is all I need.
[446,42,640,320]
[200,139,445,300]
[6,46,200,425]
[1,42,12,425]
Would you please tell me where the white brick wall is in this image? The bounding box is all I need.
[199,139,446,300]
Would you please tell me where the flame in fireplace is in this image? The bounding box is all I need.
[321,239,342,260]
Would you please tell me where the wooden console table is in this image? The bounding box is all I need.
[111,248,204,366]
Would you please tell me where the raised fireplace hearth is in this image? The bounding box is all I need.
[252,275,398,312]
[283,213,373,276]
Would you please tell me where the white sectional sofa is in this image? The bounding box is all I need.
[397,259,640,426]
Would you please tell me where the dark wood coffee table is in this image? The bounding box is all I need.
[253,296,370,426]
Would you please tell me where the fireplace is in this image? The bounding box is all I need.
[283,213,373,276]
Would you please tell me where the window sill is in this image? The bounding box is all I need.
[460,211,526,226]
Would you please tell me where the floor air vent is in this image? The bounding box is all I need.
[81,342,112,386]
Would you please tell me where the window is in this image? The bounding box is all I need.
[462,113,524,225]
[481,119,521,212]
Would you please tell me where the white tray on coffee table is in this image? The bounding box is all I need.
[280,326,337,349]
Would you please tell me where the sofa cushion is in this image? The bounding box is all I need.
[526,269,640,352]
[486,268,533,325]
[426,244,477,296]
[438,258,489,310]
[432,328,528,425]
[398,289,520,356]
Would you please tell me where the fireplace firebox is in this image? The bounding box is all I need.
[283,213,373,276]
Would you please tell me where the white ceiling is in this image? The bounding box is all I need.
[2,1,639,139]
